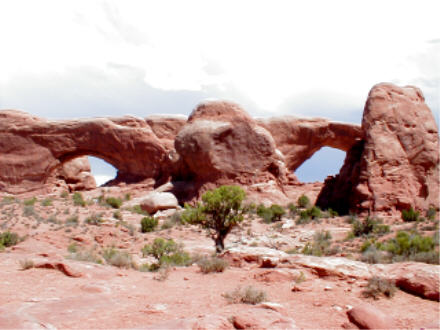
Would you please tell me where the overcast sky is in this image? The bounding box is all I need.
[0,0,438,185]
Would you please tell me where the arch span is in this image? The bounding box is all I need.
[256,117,363,171]
[0,110,171,193]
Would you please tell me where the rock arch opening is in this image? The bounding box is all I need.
[295,147,346,183]
[87,156,117,186]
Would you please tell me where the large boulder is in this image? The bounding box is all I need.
[317,83,439,214]
[347,303,397,329]
[175,100,288,186]
[56,156,96,191]
[140,191,179,214]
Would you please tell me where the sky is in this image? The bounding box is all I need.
[0,0,438,185]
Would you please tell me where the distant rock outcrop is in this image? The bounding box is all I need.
[317,83,439,214]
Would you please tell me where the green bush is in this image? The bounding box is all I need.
[297,194,310,208]
[198,256,229,273]
[287,203,298,217]
[23,197,37,206]
[60,191,69,198]
[182,185,246,252]
[256,204,285,223]
[142,238,191,269]
[131,204,149,215]
[351,217,389,237]
[105,197,122,209]
[426,207,437,221]
[384,231,435,257]
[401,207,419,222]
[113,210,122,220]
[0,231,19,249]
[102,248,132,268]
[362,276,396,299]
[72,192,86,207]
[41,198,52,207]
[297,206,322,224]
[302,230,332,256]
[141,216,158,233]
[85,213,103,226]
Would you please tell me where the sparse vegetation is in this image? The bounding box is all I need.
[256,204,285,223]
[130,204,149,216]
[362,276,396,299]
[181,185,246,252]
[141,216,158,233]
[0,231,20,250]
[297,194,310,208]
[197,256,228,273]
[141,238,191,270]
[401,207,420,222]
[65,215,79,226]
[23,197,37,206]
[302,230,333,256]
[105,197,122,209]
[351,216,389,237]
[85,213,104,226]
[72,192,86,207]
[223,286,267,305]
[22,205,37,218]
[426,207,437,221]
[60,191,69,198]
[297,206,322,224]
[41,198,52,207]
[68,248,103,264]
[102,248,133,268]
[113,210,122,220]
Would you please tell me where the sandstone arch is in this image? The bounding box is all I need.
[0,110,171,193]
[256,117,363,171]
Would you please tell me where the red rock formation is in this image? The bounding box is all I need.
[55,156,96,191]
[174,100,288,189]
[317,83,440,214]
[0,110,169,193]
[257,117,363,171]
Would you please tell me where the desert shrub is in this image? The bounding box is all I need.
[223,286,267,305]
[141,216,158,233]
[297,194,310,208]
[67,242,78,253]
[60,191,69,198]
[401,207,420,222]
[197,256,229,273]
[113,210,122,220]
[102,248,133,268]
[19,259,35,270]
[68,248,103,264]
[324,208,338,218]
[351,217,389,237]
[142,238,191,269]
[23,197,37,206]
[362,276,396,299]
[287,203,298,217]
[161,211,184,230]
[85,213,103,226]
[65,215,79,226]
[269,204,285,221]
[130,204,149,216]
[182,185,246,252]
[22,205,36,218]
[124,193,131,201]
[360,245,388,264]
[0,231,19,249]
[256,204,285,223]
[41,198,52,207]
[105,197,122,209]
[72,192,86,207]
[302,230,332,256]
[1,196,16,205]
[297,206,322,224]
[426,207,437,221]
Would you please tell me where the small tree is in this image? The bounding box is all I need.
[182,185,246,252]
